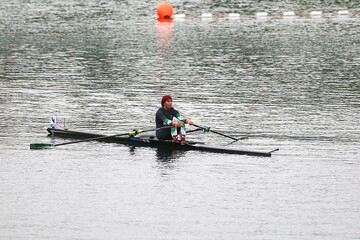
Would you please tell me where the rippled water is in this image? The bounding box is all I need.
[1,1,359,239]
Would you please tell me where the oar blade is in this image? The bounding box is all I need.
[30,143,54,150]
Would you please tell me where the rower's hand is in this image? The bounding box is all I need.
[172,122,183,128]
[187,120,193,125]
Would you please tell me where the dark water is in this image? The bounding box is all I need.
[1,1,359,239]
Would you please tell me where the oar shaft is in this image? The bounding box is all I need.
[193,124,239,141]
[53,133,127,146]
[31,125,173,149]
[208,129,238,141]
[186,128,203,134]
[269,148,280,153]
[53,125,173,147]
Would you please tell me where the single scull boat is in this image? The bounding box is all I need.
[44,127,278,157]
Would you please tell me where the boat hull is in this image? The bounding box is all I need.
[46,128,274,157]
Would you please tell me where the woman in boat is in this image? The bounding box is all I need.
[155,95,193,142]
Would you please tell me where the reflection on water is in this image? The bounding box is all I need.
[115,143,186,163]
[156,21,173,59]
[124,143,186,162]
[155,147,186,162]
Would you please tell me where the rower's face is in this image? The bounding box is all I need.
[163,99,172,109]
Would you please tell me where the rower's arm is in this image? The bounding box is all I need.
[175,113,193,125]
[163,118,182,128]
[163,118,172,125]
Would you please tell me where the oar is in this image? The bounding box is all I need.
[30,126,172,150]
[192,124,247,142]
[186,128,203,134]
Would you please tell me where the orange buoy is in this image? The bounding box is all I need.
[157,2,173,20]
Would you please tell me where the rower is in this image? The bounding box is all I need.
[155,95,193,142]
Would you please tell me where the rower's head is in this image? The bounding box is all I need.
[161,95,173,109]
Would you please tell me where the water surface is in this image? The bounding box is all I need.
[0,1,359,239]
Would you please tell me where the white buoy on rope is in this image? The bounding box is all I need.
[256,12,268,18]
[310,11,322,16]
[174,14,186,19]
[201,13,213,18]
[228,13,240,19]
[338,10,349,15]
[283,11,295,17]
